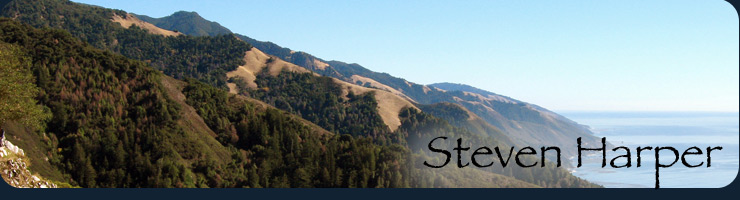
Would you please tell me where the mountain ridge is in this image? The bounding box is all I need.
[225,46,418,132]
[429,82,511,101]
[134,10,604,159]
[134,11,231,37]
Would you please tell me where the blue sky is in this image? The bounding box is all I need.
[73,0,739,112]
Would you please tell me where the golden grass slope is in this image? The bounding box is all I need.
[350,75,415,103]
[227,47,418,131]
[226,48,270,91]
[111,13,182,37]
[312,59,330,70]
[226,48,313,93]
[335,78,417,131]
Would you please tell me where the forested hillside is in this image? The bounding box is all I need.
[249,70,391,140]
[1,18,218,187]
[0,0,250,89]
[0,0,601,188]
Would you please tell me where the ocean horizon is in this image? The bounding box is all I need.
[559,111,739,188]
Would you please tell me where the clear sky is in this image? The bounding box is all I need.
[72,0,739,112]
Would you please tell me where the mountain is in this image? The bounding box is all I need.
[427,82,602,154]
[133,10,604,159]
[131,9,348,82]
[0,18,454,188]
[134,11,231,37]
[418,102,514,145]
[1,0,599,188]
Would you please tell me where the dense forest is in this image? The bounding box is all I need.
[247,70,392,141]
[183,79,419,187]
[1,18,198,187]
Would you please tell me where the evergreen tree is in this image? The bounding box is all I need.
[0,42,50,129]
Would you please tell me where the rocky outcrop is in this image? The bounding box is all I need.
[0,138,24,157]
[0,139,57,188]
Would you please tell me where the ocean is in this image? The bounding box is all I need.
[559,111,739,188]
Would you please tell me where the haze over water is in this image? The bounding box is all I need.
[560,111,739,188]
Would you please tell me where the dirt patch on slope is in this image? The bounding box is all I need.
[111,13,181,37]
[225,48,269,93]
[226,48,314,93]
[312,59,330,70]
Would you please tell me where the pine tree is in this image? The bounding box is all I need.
[0,42,50,129]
